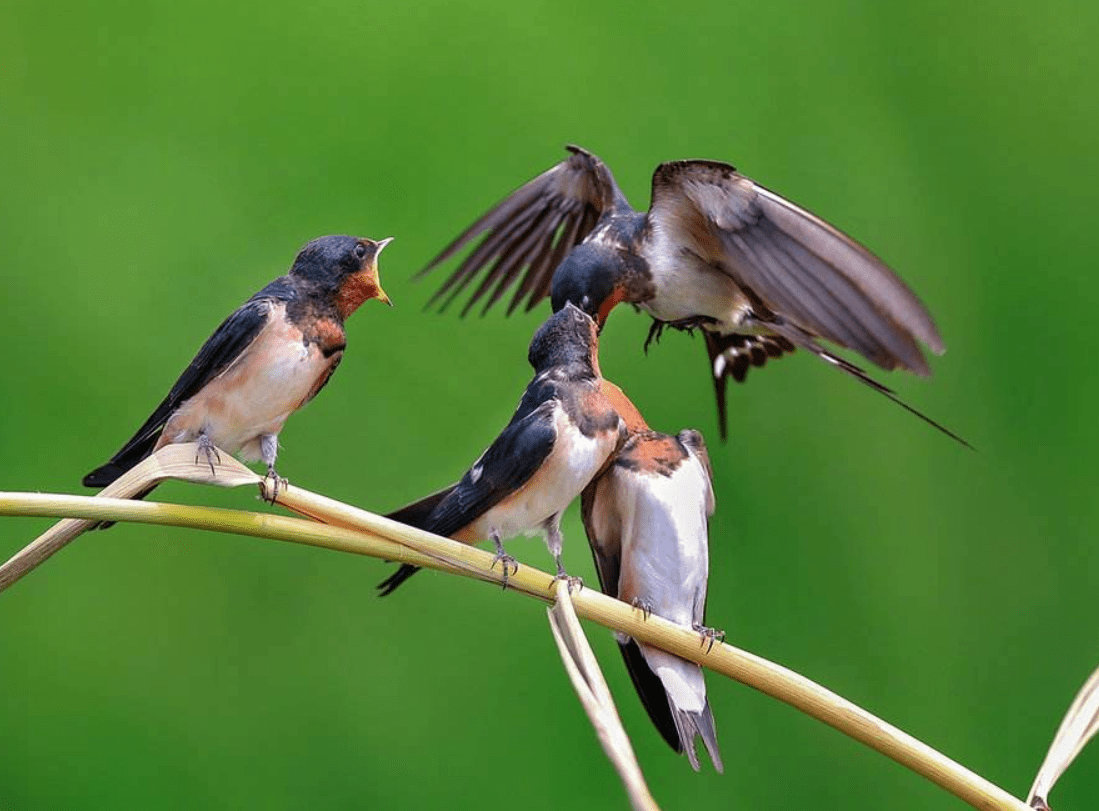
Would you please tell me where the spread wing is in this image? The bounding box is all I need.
[422,145,625,316]
[83,289,287,487]
[646,160,944,375]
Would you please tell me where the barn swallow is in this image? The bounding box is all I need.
[580,382,723,772]
[377,303,626,595]
[416,145,968,446]
[83,234,392,505]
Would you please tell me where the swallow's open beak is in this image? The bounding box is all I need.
[374,237,394,306]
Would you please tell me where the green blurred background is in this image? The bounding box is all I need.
[2,1,1097,809]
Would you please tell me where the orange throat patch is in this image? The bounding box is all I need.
[600,379,649,433]
[336,269,383,319]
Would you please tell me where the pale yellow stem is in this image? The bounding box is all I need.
[0,444,1032,811]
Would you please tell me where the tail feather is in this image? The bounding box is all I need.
[764,318,973,450]
[376,484,457,596]
[90,483,159,531]
[617,639,682,753]
[83,436,160,488]
[671,700,724,774]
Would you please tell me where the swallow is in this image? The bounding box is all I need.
[580,382,723,772]
[83,234,392,506]
[377,303,626,595]
[416,145,967,446]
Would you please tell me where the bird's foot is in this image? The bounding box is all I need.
[693,622,726,653]
[631,597,654,620]
[195,435,221,476]
[644,316,719,353]
[490,551,519,590]
[643,320,666,354]
[668,315,720,335]
[551,559,583,593]
[259,466,288,503]
[489,531,518,589]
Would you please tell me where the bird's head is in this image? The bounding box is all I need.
[550,244,635,330]
[290,235,393,318]
[527,302,600,373]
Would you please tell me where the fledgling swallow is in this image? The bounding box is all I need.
[581,381,723,772]
[377,303,626,595]
[415,145,967,446]
[83,234,392,504]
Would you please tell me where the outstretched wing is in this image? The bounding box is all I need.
[83,287,289,487]
[646,160,944,375]
[422,145,625,316]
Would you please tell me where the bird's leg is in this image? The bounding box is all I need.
[489,529,518,590]
[631,597,654,620]
[258,434,286,503]
[666,314,720,335]
[644,316,720,354]
[692,622,726,653]
[195,432,221,476]
[544,515,582,593]
[643,320,666,354]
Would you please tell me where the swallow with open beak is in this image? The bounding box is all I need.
[377,303,626,595]
[415,145,966,446]
[581,380,724,772]
[84,234,392,502]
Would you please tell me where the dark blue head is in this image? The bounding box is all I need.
[549,244,620,322]
[290,235,393,316]
[527,302,599,373]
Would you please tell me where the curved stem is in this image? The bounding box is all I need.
[0,446,1030,811]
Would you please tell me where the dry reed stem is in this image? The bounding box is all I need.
[0,444,1033,811]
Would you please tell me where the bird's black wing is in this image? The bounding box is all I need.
[377,379,561,595]
[423,396,558,538]
[421,145,624,316]
[376,484,459,596]
[579,447,683,755]
[647,160,944,374]
[83,284,292,487]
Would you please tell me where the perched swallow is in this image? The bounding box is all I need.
[416,145,967,446]
[84,234,392,502]
[377,303,626,595]
[580,382,723,772]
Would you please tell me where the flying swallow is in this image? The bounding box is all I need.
[580,382,724,772]
[83,234,392,504]
[415,145,967,446]
[377,303,626,595]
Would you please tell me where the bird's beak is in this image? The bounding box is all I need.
[374,237,394,306]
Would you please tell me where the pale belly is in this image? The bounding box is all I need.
[159,331,333,461]
[462,409,620,542]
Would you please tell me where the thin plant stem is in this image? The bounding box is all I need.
[0,445,1031,811]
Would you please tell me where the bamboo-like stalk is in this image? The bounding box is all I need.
[0,445,1032,811]
[548,580,660,811]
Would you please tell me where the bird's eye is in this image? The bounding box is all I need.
[354,244,368,260]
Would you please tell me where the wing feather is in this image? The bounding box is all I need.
[83,294,281,487]
[647,160,943,375]
[424,145,624,316]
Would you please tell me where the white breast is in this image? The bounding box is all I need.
[160,302,335,460]
[609,452,712,628]
[593,442,714,713]
[644,219,749,330]
[470,406,620,542]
